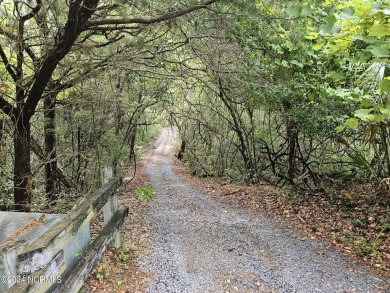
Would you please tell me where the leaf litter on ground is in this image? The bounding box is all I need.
[83,153,154,292]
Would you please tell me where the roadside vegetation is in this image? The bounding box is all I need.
[0,0,388,279]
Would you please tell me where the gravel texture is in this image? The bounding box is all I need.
[142,128,389,293]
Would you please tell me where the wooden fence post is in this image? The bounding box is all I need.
[102,166,120,248]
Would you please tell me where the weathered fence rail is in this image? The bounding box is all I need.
[0,177,128,293]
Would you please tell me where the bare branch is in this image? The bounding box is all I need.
[0,44,17,81]
[86,0,219,28]
[20,0,42,22]
[0,95,15,117]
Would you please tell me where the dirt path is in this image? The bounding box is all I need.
[140,127,389,292]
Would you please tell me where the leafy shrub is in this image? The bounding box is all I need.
[134,186,155,202]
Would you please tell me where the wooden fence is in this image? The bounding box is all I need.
[2,177,127,293]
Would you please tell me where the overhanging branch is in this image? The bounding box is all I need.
[86,0,219,28]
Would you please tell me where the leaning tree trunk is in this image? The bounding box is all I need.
[218,79,254,182]
[44,94,59,203]
[30,136,78,190]
[177,140,186,160]
[13,118,32,211]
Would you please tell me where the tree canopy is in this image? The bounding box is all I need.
[0,0,389,211]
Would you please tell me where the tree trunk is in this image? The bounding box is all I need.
[76,126,82,184]
[177,140,186,160]
[380,124,390,176]
[0,118,4,161]
[284,102,298,185]
[128,124,137,163]
[0,118,5,193]
[13,119,32,211]
[44,94,59,203]
[30,136,78,190]
[113,89,122,176]
[0,118,3,147]
[218,79,254,182]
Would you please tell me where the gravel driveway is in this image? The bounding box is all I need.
[142,128,389,292]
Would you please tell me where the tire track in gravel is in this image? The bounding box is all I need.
[141,127,389,293]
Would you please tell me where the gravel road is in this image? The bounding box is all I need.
[142,127,389,292]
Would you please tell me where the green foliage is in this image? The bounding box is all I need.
[345,118,359,129]
[1,0,389,207]
[116,250,131,262]
[134,186,155,202]
[94,264,110,282]
[173,0,390,187]
[286,3,302,18]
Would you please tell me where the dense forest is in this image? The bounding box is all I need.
[0,0,389,215]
